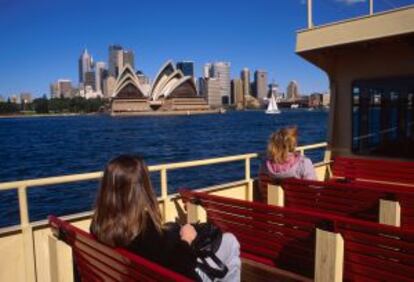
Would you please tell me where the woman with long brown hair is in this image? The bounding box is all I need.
[91,155,240,281]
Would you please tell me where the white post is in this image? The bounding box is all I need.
[308,0,313,28]
[370,0,374,15]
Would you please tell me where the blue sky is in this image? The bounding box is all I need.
[0,0,412,98]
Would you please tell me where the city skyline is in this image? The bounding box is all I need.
[1,0,412,97]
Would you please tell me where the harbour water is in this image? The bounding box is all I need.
[0,110,328,227]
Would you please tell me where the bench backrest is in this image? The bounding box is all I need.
[336,220,414,282]
[48,216,192,282]
[181,189,330,278]
[281,178,414,227]
[180,190,414,281]
[332,156,414,186]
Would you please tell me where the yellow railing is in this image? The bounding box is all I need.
[0,142,327,282]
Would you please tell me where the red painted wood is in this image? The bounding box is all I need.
[179,189,414,281]
[332,156,414,185]
[48,216,192,282]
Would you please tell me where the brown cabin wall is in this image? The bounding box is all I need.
[304,37,414,158]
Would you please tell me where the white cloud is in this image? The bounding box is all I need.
[336,0,367,5]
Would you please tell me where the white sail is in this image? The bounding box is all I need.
[266,95,281,114]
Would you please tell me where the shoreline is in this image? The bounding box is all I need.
[0,112,99,119]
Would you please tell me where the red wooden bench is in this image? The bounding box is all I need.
[180,189,324,280]
[48,215,192,282]
[331,156,414,186]
[180,190,414,282]
[280,178,414,227]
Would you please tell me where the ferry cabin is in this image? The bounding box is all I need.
[1,2,414,282]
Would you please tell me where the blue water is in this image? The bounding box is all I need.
[0,110,328,227]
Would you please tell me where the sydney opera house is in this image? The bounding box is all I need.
[110,61,214,115]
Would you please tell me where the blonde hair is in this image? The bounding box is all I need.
[267,127,298,163]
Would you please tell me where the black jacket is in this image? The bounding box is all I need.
[126,221,198,279]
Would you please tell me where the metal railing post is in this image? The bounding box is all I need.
[160,168,168,222]
[245,157,253,201]
[370,0,374,15]
[308,0,313,28]
[18,185,36,282]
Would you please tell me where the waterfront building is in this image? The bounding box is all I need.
[322,93,330,107]
[176,61,195,77]
[95,61,107,94]
[84,71,96,90]
[50,79,73,99]
[205,62,231,105]
[111,61,210,115]
[241,68,251,97]
[122,49,135,70]
[203,63,212,78]
[231,79,244,108]
[108,45,124,78]
[103,75,116,98]
[78,49,93,83]
[254,70,268,101]
[20,92,32,104]
[309,92,323,107]
[205,78,221,107]
[287,80,300,101]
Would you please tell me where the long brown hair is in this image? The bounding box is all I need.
[267,127,298,163]
[91,155,162,247]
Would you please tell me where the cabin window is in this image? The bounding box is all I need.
[352,77,414,159]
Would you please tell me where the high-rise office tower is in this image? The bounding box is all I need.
[203,63,212,78]
[254,70,268,101]
[78,49,93,83]
[231,79,244,107]
[108,45,124,78]
[176,61,195,77]
[241,68,251,97]
[50,79,73,98]
[103,76,116,98]
[122,49,135,69]
[94,62,107,94]
[287,80,300,100]
[209,62,231,105]
[84,71,96,90]
[206,78,221,107]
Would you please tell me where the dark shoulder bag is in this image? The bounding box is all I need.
[191,222,228,280]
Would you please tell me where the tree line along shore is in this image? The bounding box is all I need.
[0,96,107,116]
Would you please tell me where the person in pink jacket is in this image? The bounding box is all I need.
[259,127,316,202]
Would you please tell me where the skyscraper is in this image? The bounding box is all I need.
[254,70,268,101]
[206,78,221,107]
[78,49,93,83]
[95,62,107,94]
[84,71,96,90]
[108,45,124,78]
[176,61,195,77]
[287,80,300,100]
[122,49,135,69]
[103,76,116,98]
[50,79,73,98]
[203,63,211,78]
[208,62,231,105]
[241,68,251,97]
[231,79,244,108]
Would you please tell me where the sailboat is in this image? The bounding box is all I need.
[266,95,281,114]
